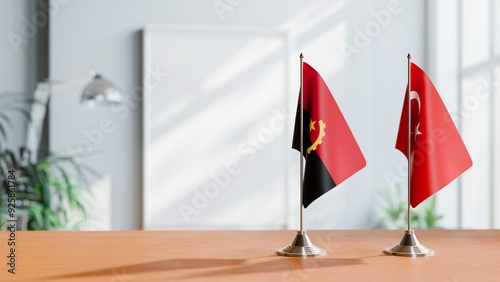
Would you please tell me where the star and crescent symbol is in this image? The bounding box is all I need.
[410,90,422,141]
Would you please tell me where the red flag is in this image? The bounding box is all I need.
[293,62,366,208]
[395,62,472,207]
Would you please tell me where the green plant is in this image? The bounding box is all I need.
[0,148,92,230]
[374,181,444,229]
[0,92,93,230]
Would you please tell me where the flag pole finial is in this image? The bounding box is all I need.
[407,53,411,60]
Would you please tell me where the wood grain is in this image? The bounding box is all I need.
[0,230,499,281]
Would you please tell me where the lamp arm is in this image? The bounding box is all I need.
[43,68,97,90]
[25,82,51,162]
[25,68,96,161]
[25,68,121,161]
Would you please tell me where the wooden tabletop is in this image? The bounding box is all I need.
[0,230,499,281]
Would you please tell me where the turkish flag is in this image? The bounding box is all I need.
[293,62,366,208]
[395,63,472,207]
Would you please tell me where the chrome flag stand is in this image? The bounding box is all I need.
[277,53,325,257]
[383,54,434,257]
[277,230,326,257]
[384,230,434,257]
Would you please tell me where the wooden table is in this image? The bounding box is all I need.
[0,230,499,281]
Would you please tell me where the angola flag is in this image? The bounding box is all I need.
[292,62,366,208]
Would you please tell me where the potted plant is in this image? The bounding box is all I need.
[0,92,93,230]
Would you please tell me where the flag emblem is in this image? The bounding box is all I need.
[307,119,326,154]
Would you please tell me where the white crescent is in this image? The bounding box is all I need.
[410,91,421,113]
[409,90,422,139]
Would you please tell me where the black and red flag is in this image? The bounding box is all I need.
[293,62,366,208]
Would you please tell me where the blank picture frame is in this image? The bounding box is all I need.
[142,24,292,229]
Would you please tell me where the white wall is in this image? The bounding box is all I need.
[0,0,37,150]
[49,0,425,230]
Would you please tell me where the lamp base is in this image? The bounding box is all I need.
[277,230,326,257]
[383,230,434,257]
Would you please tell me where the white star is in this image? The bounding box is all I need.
[414,123,422,141]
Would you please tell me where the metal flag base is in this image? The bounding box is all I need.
[277,230,326,257]
[383,230,434,257]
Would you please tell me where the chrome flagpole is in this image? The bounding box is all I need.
[277,53,325,257]
[383,54,434,257]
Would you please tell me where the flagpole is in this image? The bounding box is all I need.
[383,53,434,257]
[299,53,304,232]
[277,53,325,257]
[407,53,412,232]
